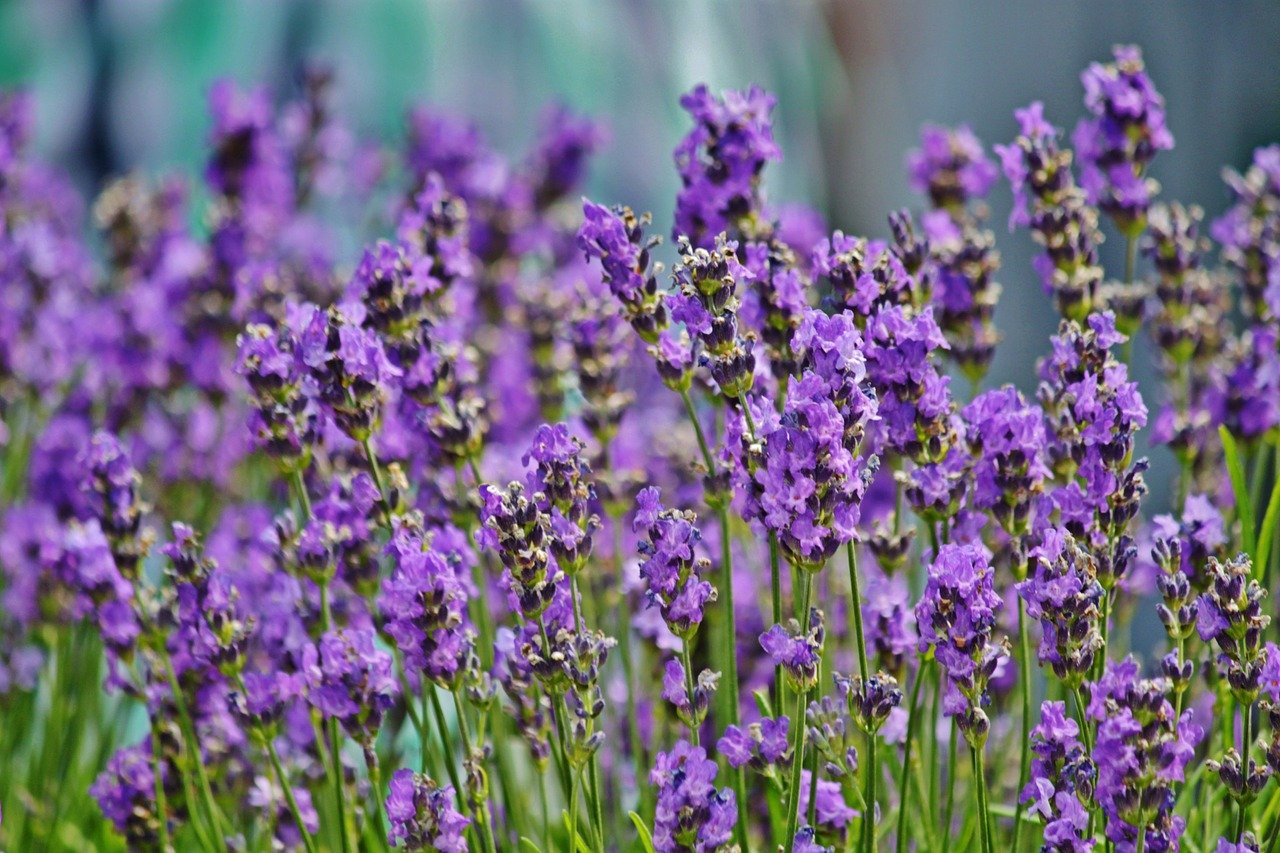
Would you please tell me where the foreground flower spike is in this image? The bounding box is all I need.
[1038,312,1148,591]
[761,609,826,693]
[1018,528,1105,686]
[80,431,146,579]
[523,422,600,577]
[1197,555,1270,704]
[922,206,1003,382]
[236,321,319,469]
[1142,202,1230,487]
[633,486,717,638]
[577,202,671,342]
[717,715,792,774]
[302,627,398,748]
[996,102,1106,320]
[1223,324,1280,443]
[673,84,780,247]
[649,740,738,852]
[298,301,400,440]
[385,768,470,852]
[963,385,1050,538]
[915,543,1008,746]
[1020,701,1095,852]
[1213,144,1280,323]
[670,234,757,400]
[1088,658,1201,852]
[91,739,168,849]
[863,305,955,464]
[378,514,473,686]
[1072,45,1173,233]
[908,124,999,213]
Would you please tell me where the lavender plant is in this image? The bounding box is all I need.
[2,46,1280,853]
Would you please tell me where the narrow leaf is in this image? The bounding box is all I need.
[518,838,544,853]
[1256,444,1280,577]
[1220,426,1256,560]
[629,811,658,853]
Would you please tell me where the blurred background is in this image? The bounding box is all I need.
[1,0,1278,513]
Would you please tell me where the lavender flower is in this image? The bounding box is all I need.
[633,487,717,638]
[1197,554,1270,704]
[1072,45,1173,232]
[1212,144,1280,323]
[662,658,719,730]
[996,102,1105,320]
[1021,701,1096,852]
[385,768,470,852]
[80,431,146,580]
[761,609,825,693]
[379,514,473,686]
[1018,528,1105,686]
[669,234,757,399]
[673,84,780,246]
[1088,658,1201,852]
[301,627,398,747]
[478,481,560,620]
[908,124,999,212]
[863,305,955,464]
[523,422,599,576]
[577,202,670,343]
[91,740,168,849]
[1222,324,1280,442]
[717,716,792,774]
[297,301,400,440]
[963,385,1050,538]
[922,209,1002,381]
[649,740,738,852]
[236,322,319,468]
[810,234,914,319]
[915,543,1008,746]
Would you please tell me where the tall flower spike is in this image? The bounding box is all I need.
[523,423,600,577]
[297,302,400,441]
[236,320,320,469]
[915,543,1008,747]
[996,102,1106,320]
[302,628,398,748]
[1212,144,1280,324]
[673,84,780,247]
[908,124,999,213]
[649,740,738,852]
[1197,554,1270,704]
[477,481,560,620]
[1020,701,1096,852]
[1087,658,1201,852]
[633,487,717,638]
[760,608,825,693]
[963,385,1050,538]
[385,768,470,852]
[669,233,757,400]
[379,513,473,687]
[1018,527,1105,687]
[1072,45,1173,234]
[577,201,670,344]
[81,431,146,580]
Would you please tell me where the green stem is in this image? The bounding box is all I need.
[569,770,581,853]
[895,663,928,853]
[1237,708,1254,842]
[863,735,878,853]
[161,653,231,849]
[782,573,814,853]
[1012,599,1033,853]
[364,749,392,851]
[265,738,320,853]
[942,722,957,847]
[427,686,466,811]
[150,713,174,853]
[452,691,498,853]
[846,543,869,681]
[770,535,783,711]
[682,641,701,747]
[972,745,994,853]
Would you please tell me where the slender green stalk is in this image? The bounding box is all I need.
[862,734,878,853]
[427,686,466,811]
[364,749,392,852]
[150,714,174,853]
[845,543,869,681]
[782,573,814,853]
[972,745,994,853]
[1012,598,1034,853]
[452,691,498,853]
[265,738,320,853]
[1237,709,1254,842]
[895,663,928,853]
[769,535,783,709]
[161,653,231,847]
[942,722,957,847]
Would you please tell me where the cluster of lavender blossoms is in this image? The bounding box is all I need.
[3,43,1280,853]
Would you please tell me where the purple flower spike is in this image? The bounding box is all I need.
[385,768,470,852]
[649,740,738,853]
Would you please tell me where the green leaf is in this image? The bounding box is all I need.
[1220,426,1256,561]
[519,838,544,853]
[561,813,592,853]
[1256,442,1280,577]
[629,811,657,853]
